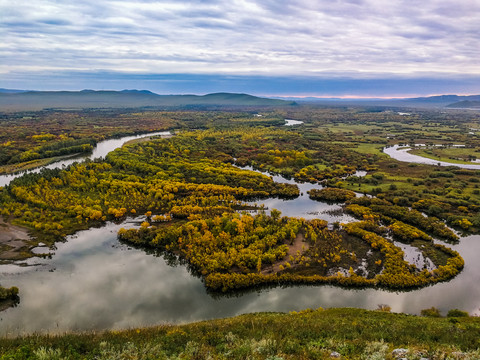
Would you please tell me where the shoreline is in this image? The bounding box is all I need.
[0,218,34,262]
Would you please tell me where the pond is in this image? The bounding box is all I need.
[284,119,304,126]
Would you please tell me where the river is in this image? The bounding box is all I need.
[1,215,479,335]
[1,122,480,334]
[383,144,480,170]
[0,131,171,188]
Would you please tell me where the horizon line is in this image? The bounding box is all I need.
[1,88,479,100]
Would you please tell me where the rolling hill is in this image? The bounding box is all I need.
[0,90,296,111]
[274,94,480,109]
[446,100,480,109]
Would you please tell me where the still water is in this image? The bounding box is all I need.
[1,219,479,335]
[241,164,362,223]
[1,122,479,334]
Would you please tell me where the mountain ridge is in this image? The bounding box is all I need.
[0,90,296,111]
[446,100,480,109]
[273,94,480,108]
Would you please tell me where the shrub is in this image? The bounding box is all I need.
[309,188,356,202]
[0,286,19,300]
[377,304,391,312]
[447,309,469,317]
[420,307,441,317]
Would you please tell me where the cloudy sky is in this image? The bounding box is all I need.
[1,0,480,97]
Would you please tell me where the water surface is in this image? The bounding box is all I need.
[1,220,478,335]
[284,119,304,126]
[383,145,480,169]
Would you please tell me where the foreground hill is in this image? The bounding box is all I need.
[0,308,478,359]
[0,90,295,111]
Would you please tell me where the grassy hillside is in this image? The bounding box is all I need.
[1,308,479,359]
[0,91,295,111]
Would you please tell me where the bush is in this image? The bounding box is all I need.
[421,307,441,317]
[447,309,469,317]
[309,188,356,202]
[0,286,19,300]
[377,304,391,312]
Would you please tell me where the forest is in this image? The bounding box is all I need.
[2,106,480,299]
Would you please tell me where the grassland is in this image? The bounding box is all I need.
[0,308,479,359]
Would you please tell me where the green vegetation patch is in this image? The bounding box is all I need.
[309,187,356,202]
[118,211,463,292]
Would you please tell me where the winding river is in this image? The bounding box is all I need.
[0,131,171,188]
[383,144,480,170]
[1,123,480,335]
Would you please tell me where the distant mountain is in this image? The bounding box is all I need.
[195,92,292,105]
[273,94,480,109]
[0,88,29,94]
[120,89,158,95]
[446,100,480,109]
[400,95,480,107]
[0,90,295,111]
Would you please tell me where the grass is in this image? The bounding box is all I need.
[330,142,386,155]
[1,308,479,359]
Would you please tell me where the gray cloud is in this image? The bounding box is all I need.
[1,0,479,91]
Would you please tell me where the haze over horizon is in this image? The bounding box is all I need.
[1,0,479,97]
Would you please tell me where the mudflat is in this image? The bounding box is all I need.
[0,219,32,261]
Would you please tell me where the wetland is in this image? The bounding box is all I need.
[1,106,480,334]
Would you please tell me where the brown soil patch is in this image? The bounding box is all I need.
[261,232,310,274]
[0,218,33,261]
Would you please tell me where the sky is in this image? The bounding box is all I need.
[1,0,480,97]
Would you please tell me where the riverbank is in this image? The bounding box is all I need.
[383,144,480,169]
[0,308,478,359]
[409,147,480,166]
[0,153,82,176]
[0,130,171,187]
[0,219,33,262]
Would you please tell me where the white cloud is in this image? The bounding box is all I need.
[1,0,479,79]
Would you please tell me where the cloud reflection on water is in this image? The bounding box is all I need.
[1,220,479,334]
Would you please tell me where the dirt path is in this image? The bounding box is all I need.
[261,232,310,274]
[0,218,33,261]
